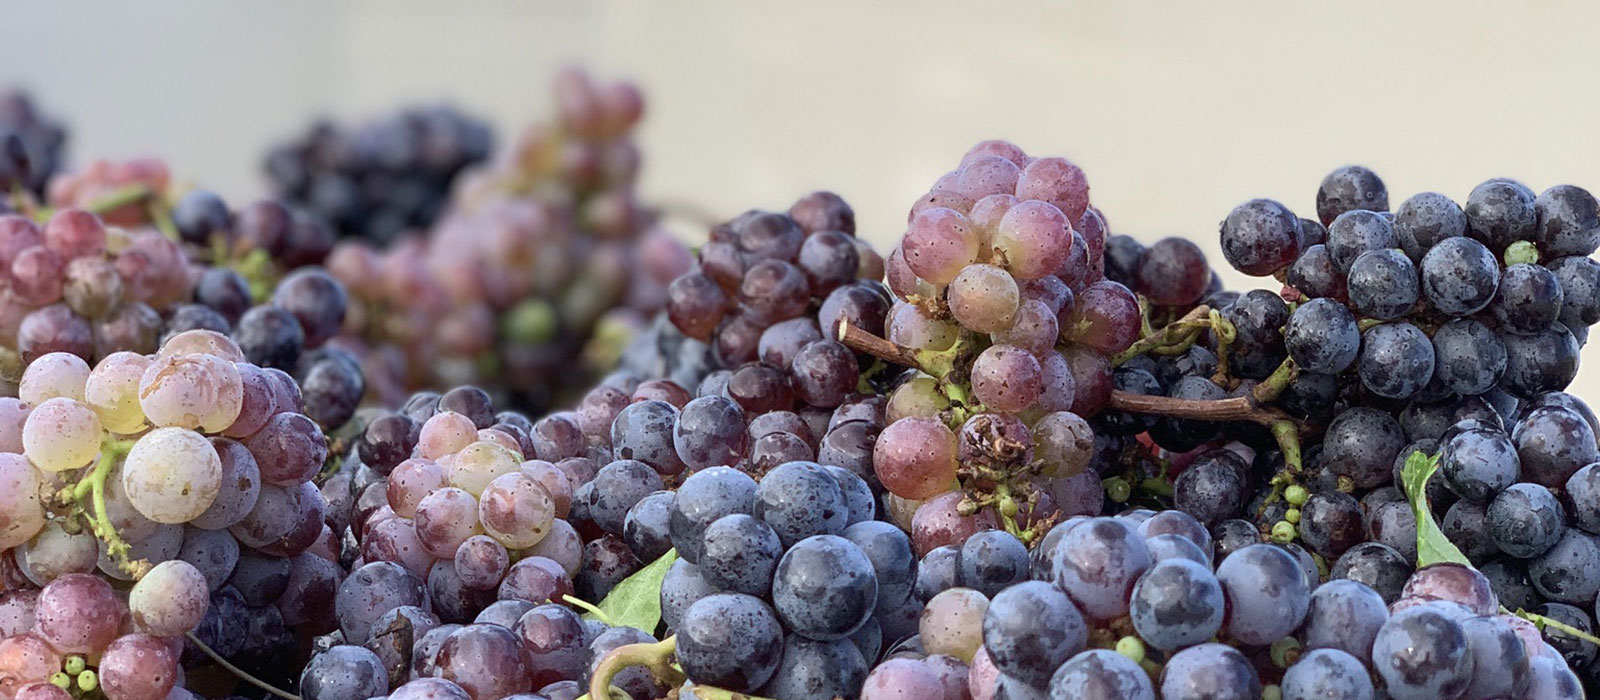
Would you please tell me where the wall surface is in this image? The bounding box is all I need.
[4,0,1598,391]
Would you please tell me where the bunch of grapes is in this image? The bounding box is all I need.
[326,70,691,413]
[0,91,67,200]
[0,329,344,700]
[263,104,492,245]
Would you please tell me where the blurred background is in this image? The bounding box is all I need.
[3,0,1599,384]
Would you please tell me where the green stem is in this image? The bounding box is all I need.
[84,184,154,215]
[149,200,178,240]
[563,595,615,625]
[1111,305,1212,365]
[1251,358,1299,404]
[185,632,301,700]
[1270,420,1302,474]
[67,439,140,578]
[1513,608,1600,646]
[586,636,683,700]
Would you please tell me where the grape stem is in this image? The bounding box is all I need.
[1512,607,1600,646]
[84,183,155,216]
[61,438,146,579]
[1111,304,1214,365]
[184,632,302,700]
[562,594,616,625]
[586,635,684,700]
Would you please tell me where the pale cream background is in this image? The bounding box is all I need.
[4,0,1599,395]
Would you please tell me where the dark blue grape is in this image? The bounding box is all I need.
[676,594,784,692]
[915,545,959,602]
[1317,165,1388,226]
[754,461,849,548]
[1534,184,1600,257]
[1500,324,1581,398]
[337,561,426,645]
[1220,198,1303,276]
[1525,391,1600,437]
[622,491,674,563]
[981,581,1087,688]
[1144,533,1208,565]
[1465,178,1537,252]
[234,305,305,370]
[1478,558,1545,612]
[1395,192,1467,260]
[772,535,877,640]
[1493,263,1564,334]
[660,559,718,632]
[1281,648,1372,700]
[1287,244,1347,299]
[757,635,867,700]
[842,521,916,613]
[575,536,641,602]
[1221,290,1289,379]
[272,269,347,348]
[1567,464,1600,535]
[300,645,388,700]
[1440,428,1520,502]
[698,514,781,596]
[474,600,534,628]
[1326,208,1396,272]
[1048,649,1154,700]
[1458,615,1531,700]
[587,626,664,700]
[437,386,493,430]
[611,400,687,476]
[1102,234,1146,287]
[1441,501,1498,562]
[1051,517,1151,621]
[1348,248,1418,320]
[1533,602,1597,669]
[1172,449,1247,525]
[669,466,757,564]
[585,460,664,537]
[1323,407,1406,489]
[1487,483,1566,558]
[1419,235,1499,316]
[1528,529,1600,605]
[825,465,876,525]
[848,616,882,664]
[1284,298,1360,374]
[1128,558,1224,651]
[1215,544,1310,645]
[1303,578,1388,661]
[1514,406,1598,487]
[1357,322,1434,400]
[1098,368,1161,436]
[1371,603,1473,700]
[1365,500,1417,560]
[1330,542,1410,604]
[1430,319,1507,396]
[673,396,748,471]
[1549,255,1600,327]
[957,530,1029,598]
[163,304,231,341]
[299,349,364,429]
[1525,654,1585,700]
[1158,643,1260,700]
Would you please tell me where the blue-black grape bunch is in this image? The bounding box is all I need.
[264,105,493,245]
[0,91,67,200]
[324,69,692,413]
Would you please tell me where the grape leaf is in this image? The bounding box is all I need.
[1399,449,1470,568]
[585,548,676,633]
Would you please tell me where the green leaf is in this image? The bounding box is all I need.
[584,549,676,633]
[1399,449,1470,568]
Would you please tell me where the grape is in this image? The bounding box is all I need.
[272,269,348,347]
[1395,191,1467,259]
[453,535,510,591]
[363,516,434,577]
[1317,165,1388,225]
[1371,604,1474,700]
[977,581,1085,688]
[842,521,916,612]
[419,412,478,460]
[221,362,277,438]
[860,657,946,700]
[512,604,585,687]
[1327,209,1397,274]
[1419,235,1499,316]
[479,472,554,549]
[279,551,340,629]
[1525,654,1584,700]
[911,492,1000,557]
[128,560,208,637]
[1287,244,1348,299]
[0,634,59,699]
[583,459,663,537]
[33,573,122,653]
[1017,157,1090,222]
[970,344,1043,413]
[1158,643,1260,700]
[21,397,100,472]
[242,412,327,486]
[1430,319,1506,396]
[16,521,96,586]
[1499,324,1580,397]
[677,594,784,692]
[1357,322,1434,400]
[1220,199,1302,276]
[498,555,572,605]
[0,454,45,549]
[1061,281,1139,355]
[99,634,178,700]
[1128,558,1225,652]
[1549,254,1600,327]
[754,461,849,547]
[790,340,857,409]
[1284,298,1360,374]
[1048,649,1154,700]
[122,427,222,523]
[957,530,1028,598]
[902,207,978,285]
[1281,648,1374,700]
[414,487,484,559]
[621,490,674,563]
[699,514,781,596]
[1303,578,1388,661]
[1528,529,1600,604]
[1322,407,1406,489]
[1050,518,1150,620]
[1300,490,1365,558]
[874,417,958,500]
[12,683,70,700]
[758,635,868,700]
[1491,263,1564,334]
[672,395,746,471]
[18,353,87,405]
[772,534,877,640]
[435,625,530,700]
[669,466,756,564]
[1347,249,1418,320]
[1215,544,1310,645]
[1172,449,1247,525]
[919,587,988,662]
[447,441,522,496]
[990,200,1070,281]
[610,399,685,476]
[337,561,427,645]
[1533,184,1600,257]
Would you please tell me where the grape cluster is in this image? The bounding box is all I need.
[327,70,691,413]
[0,92,67,199]
[264,104,492,245]
[0,329,341,700]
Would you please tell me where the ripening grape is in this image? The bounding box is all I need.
[156,329,245,363]
[18,352,88,405]
[33,573,123,654]
[84,352,151,434]
[886,375,950,423]
[448,441,522,496]
[137,354,219,430]
[902,207,979,285]
[389,458,447,518]
[194,354,243,433]
[921,587,989,662]
[991,199,1070,280]
[122,427,223,523]
[970,344,1044,413]
[874,417,958,499]
[421,412,479,460]
[0,453,45,549]
[947,264,1019,334]
[0,634,61,699]
[415,487,485,559]
[128,560,209,637]
[887,302,959,352]
[16,520,97,586]
[98,634,178,700]
[189,437,261,530]
[21,397,101,472]
[478,472,555,549]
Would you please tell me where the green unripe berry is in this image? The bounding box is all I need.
[77,670,98,693]
[1115,635,1146,663]
[1270,520,1297,543]
[1284,484,1309,506]
[1284,508,1301,524]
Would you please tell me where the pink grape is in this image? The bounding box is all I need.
[242,412,327,486]
[454,535,511,590]
[98,634,177,700]
[968,194,1020,251]
[1033,349,1078,415]
[519,460,574,520]
[874,417,959,500]
[0,454,45,549]
[886,376,950,423]
[33,573,123,654]
[0,398,29,453]
[911,491,999,556]
[154,329,244,363]
[953,156,1023,201]
[137,354,218,430]
[221,362,277,439]
[127,560,209,637]
[992,299,1059,356]
[1061,281,1140,355]
[921,588,989,661]
[887,302,959,352]
[960,140,1029,169]
[1016,156,1090,222]
[420,412,477,460]
[886,245,937,300]
[971,344,1044,413]
[902,208,979,285]
[1032,411,1095,477]
[388,458,446,518]
[414,487,484,559]
[478,472,555,549]
[362,516,434,578]
[0,634,60,699]
[993,200,1071,280]
[42,209,106,260]
[947,264,1020,334]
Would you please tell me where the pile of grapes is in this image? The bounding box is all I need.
[2,74,1600,700]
